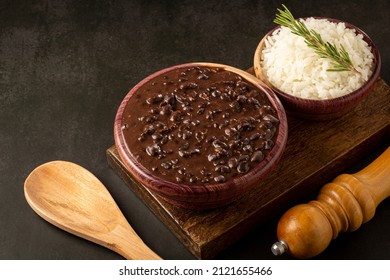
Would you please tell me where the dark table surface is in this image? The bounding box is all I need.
[1,0,389,260]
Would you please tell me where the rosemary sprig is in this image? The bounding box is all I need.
[274,4,360,75]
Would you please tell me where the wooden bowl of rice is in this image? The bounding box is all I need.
[254,17,381,121]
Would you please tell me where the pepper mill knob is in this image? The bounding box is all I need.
[272,146,390,258]
[271,240,288,256]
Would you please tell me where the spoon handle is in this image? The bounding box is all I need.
[24,161,161,260]
[106,220,162,260]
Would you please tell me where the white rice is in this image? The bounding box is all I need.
[261,18,374,99]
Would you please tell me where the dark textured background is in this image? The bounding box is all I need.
[1,0,389,260]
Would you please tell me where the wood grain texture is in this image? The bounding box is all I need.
[107,77,390,259]
[24,161,162,260]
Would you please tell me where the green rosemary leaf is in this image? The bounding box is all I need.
[274,4,360,75]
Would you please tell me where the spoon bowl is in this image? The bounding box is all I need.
[24,160,161,260]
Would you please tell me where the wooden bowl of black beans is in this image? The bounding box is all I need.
[114,62,288,209]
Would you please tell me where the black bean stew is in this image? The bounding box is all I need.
[121,66,280,185]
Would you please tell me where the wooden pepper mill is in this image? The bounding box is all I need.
[271,146,390,259]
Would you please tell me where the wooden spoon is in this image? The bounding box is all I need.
[24,160,162,260]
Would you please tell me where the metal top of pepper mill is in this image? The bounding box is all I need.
[271,240,288,256]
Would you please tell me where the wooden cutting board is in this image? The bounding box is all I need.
[106,75,390,259]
